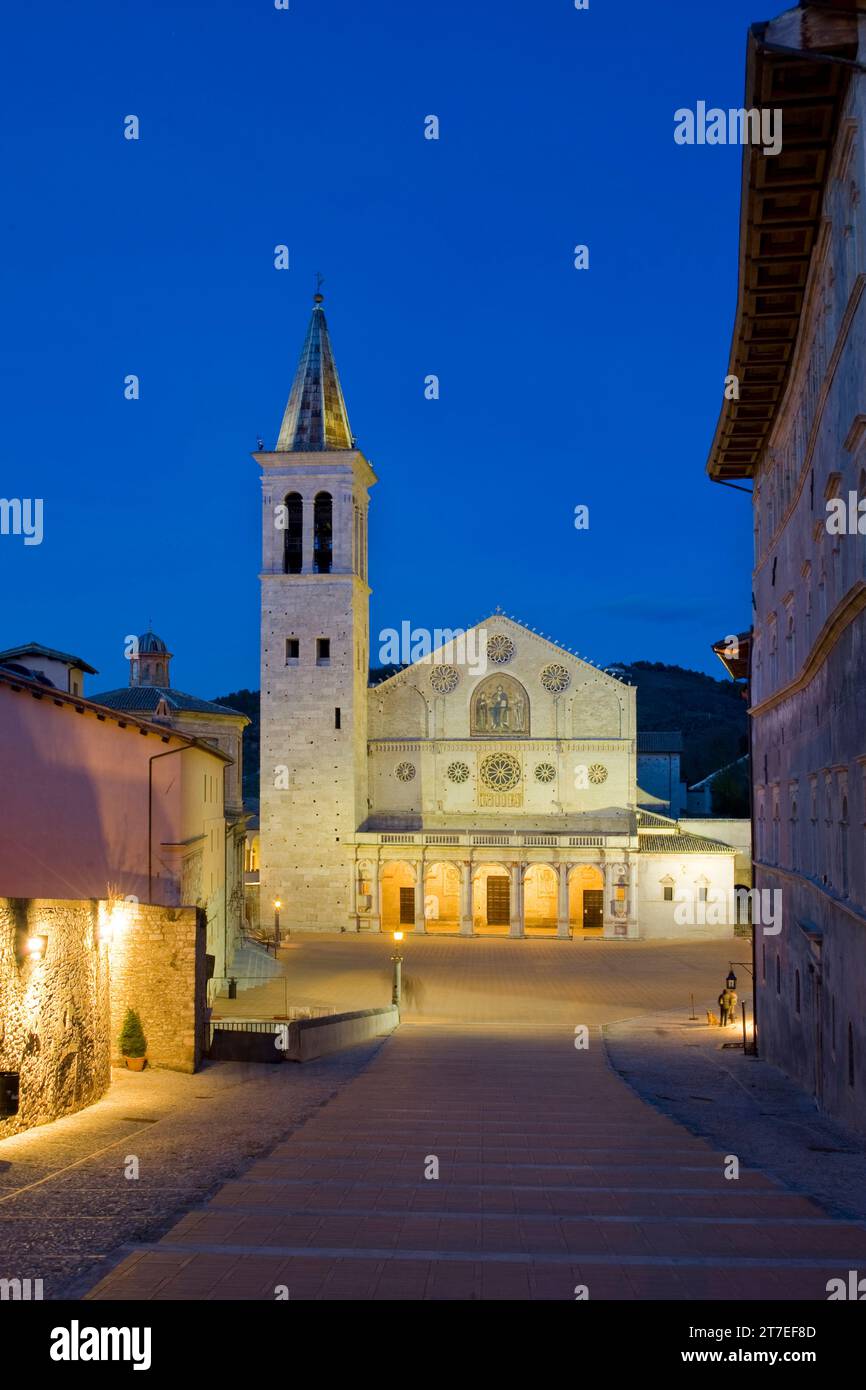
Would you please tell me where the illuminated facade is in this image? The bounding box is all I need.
[258,297,745,938]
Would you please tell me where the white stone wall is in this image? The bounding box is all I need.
[638,852,737,941]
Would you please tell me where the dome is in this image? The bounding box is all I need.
[138,630,168,655]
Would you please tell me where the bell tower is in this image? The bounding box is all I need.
[256,291,375,930]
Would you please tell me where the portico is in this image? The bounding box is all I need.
[352,832,638,939]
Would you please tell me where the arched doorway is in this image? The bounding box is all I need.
[569,865,604,936]
[472,863,511,935]
[380,860,417,932]
[423,862,460,933]
[524,864,557,934]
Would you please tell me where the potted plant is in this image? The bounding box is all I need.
[119,1007,148,1071]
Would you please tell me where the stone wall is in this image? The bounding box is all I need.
[0,898,110,1139]
[0,897,205,1139]
[108,902,206,1074]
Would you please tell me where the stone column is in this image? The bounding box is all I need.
[556,861,571,938]
[509,862,524,938]
[368,857,381,933]
[302,497,315,573]
[459,860,474,936]
[601,861,617,938]
[627,858,640,939]
[414,860,426,935]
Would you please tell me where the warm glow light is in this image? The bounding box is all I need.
[393,930,404,942]
[25,935,47,959]
[274,899,282,910]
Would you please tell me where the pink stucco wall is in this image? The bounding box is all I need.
[0,678,192,904]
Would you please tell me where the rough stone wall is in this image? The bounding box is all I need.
[0,897,110,1139]
[0,897,206,1139]
[108,902,206,1074]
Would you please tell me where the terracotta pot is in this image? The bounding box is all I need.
[124,1056,147,1071]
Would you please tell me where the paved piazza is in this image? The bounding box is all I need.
[76,935,866,1302]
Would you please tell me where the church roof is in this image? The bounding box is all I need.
[137,630,169,654]
[89,686,248,720]
[276,294,354,452]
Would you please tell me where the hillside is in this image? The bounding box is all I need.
[216,661,748,808]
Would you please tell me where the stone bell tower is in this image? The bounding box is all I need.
[256,291,375,931]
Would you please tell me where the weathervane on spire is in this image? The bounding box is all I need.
[314,271,325,304]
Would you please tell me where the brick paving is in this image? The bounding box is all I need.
[87,1018,866,1301]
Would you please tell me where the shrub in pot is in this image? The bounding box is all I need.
[120,1007,148,1071]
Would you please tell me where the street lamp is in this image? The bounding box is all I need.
[273,898,282,951]
[391,930,403,1006]
[726,968,737,992]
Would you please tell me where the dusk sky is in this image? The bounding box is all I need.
[1,0,762,696]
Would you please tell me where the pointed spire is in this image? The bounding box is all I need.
[276,286,354,452]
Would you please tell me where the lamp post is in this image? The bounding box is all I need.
[391,930,403,1006]
[273,898,282,952]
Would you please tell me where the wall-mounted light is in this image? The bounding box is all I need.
[25,935,48,960]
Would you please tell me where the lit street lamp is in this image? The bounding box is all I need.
[274,898,282,952]
[391,930,403,1006]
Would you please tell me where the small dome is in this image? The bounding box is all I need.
[138,630,168,654]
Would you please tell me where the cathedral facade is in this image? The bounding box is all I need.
[257,296,744,939]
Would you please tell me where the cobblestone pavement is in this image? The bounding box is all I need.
[0,1044,383,1297]
[79,937,866,1301]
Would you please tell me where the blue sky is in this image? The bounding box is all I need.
[0,0,762,695]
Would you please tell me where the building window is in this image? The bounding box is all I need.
[316,638,330,665]
[313,491,333,574]
[286,638,299,663]
[283,492,303,574]
[399,887,414,925]
[663,885,673,902]
[334,707,341,729]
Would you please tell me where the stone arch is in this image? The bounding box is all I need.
[569,864,604,934]
[471,673,530,736]
[423,861,460,929]
[471,861,512,931]
[380,860,418,932]
[524,864,557,930]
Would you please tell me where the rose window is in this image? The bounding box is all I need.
[487,633,515,665]
[588,764,608,785]
[534,762,556,784]
[447,761,470,784]
[430,665,459,695]
[480,752,521,792]
[541,663,571,694]
[395,761,416,782]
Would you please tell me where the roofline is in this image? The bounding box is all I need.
[0,643,99,675]
[706,8,858,481]
[0,670,234,762]
[89,688,251,726]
